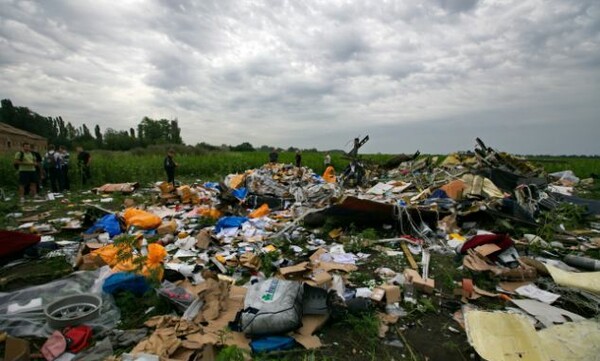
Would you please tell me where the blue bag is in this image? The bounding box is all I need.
[232,187,248,201]
[250,336,296,353]
[215,216,248,233]
[102,272,150,296]
[84,214,122,237]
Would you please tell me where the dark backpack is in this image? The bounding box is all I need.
[13,151,24,170]
[45,152,58,169]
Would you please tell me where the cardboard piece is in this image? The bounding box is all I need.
[239,252,261,271]
[170,347,195,361]
[279,262,309,276]
[380,284,401,304]
[195,229,212,249]
[78,253,107,270]
[293,314,329,349]
[309,248,328,263]
[305,269,333,287]
[158,220,178,235]
[317,262,358,273]
[195,275,231,322]
[474,243,501,257]
[404,268,435,294]
[293,334,322,349]
[182,333,219,349]
[223,331,251,351]
[296,314,329,336]
[370,288,385,302]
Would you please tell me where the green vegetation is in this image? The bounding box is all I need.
[537,203,587,242]
[113,290,174,330]
[0,150,352,191]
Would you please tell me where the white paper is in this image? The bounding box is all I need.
[173,249,197,258]
[516,284,560,304]
[18,222,34,229]
[367,183,394,195]
[355,287,373,298]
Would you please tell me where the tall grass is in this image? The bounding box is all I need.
[0,151,352,191]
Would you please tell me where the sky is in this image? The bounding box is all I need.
[1,0,599,155]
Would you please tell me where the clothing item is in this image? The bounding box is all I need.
[14,151,36,172]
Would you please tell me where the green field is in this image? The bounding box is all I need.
[0,151,599,193]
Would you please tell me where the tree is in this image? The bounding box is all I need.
[232,142,255,152]
[104,128,134,150]
[170,119,182,144]
[129,128,135,139]
[137,117,182,145]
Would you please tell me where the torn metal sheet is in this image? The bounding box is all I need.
[511,299,585,328]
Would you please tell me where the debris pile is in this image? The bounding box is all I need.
[1,139,599,360]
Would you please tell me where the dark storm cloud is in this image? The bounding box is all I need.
[0,0,599,153]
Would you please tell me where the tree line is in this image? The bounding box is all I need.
[0,99,324,153]
[0,99,182,151]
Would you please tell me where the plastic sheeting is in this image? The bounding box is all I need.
[0,267,120,338]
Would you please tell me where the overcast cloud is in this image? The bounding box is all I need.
[1,0,599,154]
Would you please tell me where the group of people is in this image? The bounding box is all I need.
[13,142,91,202]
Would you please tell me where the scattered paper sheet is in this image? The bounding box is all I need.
[516,284,560,304]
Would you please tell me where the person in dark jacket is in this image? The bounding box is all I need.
[164,149,178,186]
[295,150,302,167]
[77,146,92,186]
[268,148,279,164]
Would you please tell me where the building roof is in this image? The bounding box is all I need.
[0,122,47,141]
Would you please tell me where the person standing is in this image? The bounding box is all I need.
[44,145,61,193]
[30,144,43,194]
[295,150,302,168]
[13,142,39,202]
[77,146,92,186]
[164,149,178,186]
[268,148,279,163]
[324,152,331,167]
[59,145,70,191]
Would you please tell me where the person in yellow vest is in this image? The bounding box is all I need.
[13,142,39,202]
[323,165,336,183]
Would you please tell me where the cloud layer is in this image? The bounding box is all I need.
[1,0,599,154]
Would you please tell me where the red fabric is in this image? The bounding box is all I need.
[63,325,92,353]
[459,233,513,258]
[0,230,40,258]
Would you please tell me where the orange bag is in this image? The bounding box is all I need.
[249,203,270,218]
[323,166,336,183]
[143,243,166,280]
[123,208,162,229]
